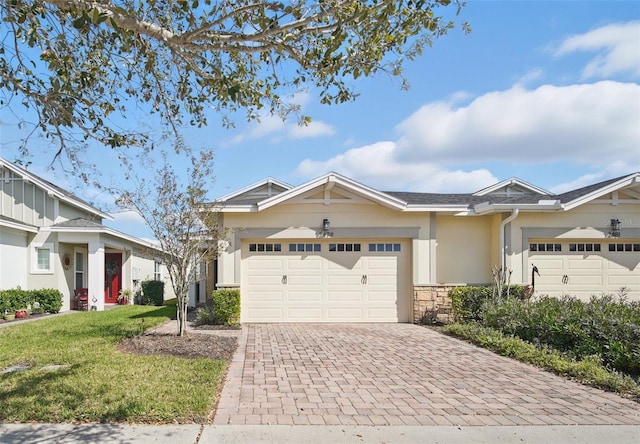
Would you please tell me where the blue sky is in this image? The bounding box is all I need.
[1,1,639,240]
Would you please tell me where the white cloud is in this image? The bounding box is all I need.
[294,81,639,192]
[295,141,497,192]
[223,90,334,146]
[555,21,640,78]
[287,120,335,139]
[111,210,145,224]
[394,81,640,164]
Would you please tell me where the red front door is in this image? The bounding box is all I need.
[105,253,122,304]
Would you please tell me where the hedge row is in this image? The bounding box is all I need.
[0,288,63,314]
[482,294,640,376]
[448,285,527,323]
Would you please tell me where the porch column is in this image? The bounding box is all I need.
[88,240,105,311]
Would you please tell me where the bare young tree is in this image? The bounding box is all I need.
[1,0,468,164]
[116,150,220,336]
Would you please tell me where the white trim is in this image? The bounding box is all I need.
[31,242,54,274]
[256,173,408,212]
[473,177,551,196]
[218,177,293,202]
[46,224,161,252]
[0,218,39,233]
[563,173,640,210]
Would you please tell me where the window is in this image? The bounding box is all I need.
[569,243,600,252]
[75,250,86,289]
[154,261,162,281]
[249,243,282,252]
[530,243,562,252]
[608,243,640,252]
[368,243,401,252]
[32,243,54,274]
[329,243,361,252]
[289,243,321,252]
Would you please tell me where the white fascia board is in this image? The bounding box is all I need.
[563,173,640,211]
[0,158,113,220]
[218,205,257,213]
[403,204,470,213]
[49,225,162,251]
[0,218,39,233]
[473,202,563,215]
[473,177,551,196]
[257,172,407,211]
[218,177,293,202]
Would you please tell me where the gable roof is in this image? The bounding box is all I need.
[46,217,160,250]
[0,157,112,220]
[218,172,640,214]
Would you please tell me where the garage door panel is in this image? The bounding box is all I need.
[287,307,324,321]
[327,290,363,302]
[245,290,283,302]
[367,307,398,321]
[568,258,602,270]
[242,239,409,322]
[246,308,283,322]
[287,290,323,302]
[326,307,364,321]
[529,240,639,300]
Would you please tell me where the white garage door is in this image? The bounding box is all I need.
[528,240,640,300]
[242,240,410,322]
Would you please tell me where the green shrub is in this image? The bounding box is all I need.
[449,285,525,323]
[0,288,62,314]
[194,306,217,326]
[211,289,240,326]
[140,280,164,306]
[29,289,63,313]
[481,294,640,376]
[444,323,640,397]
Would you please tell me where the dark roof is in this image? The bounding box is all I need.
[221,172,639,208]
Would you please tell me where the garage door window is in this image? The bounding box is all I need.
[329,243,361,252]
[608,243,640,252]
[289,243,321,252]
[530,243,562,252]
[249,243,282,252]
[568,243,601,252]
[369,243,401,252]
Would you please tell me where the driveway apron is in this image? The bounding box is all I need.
[213,324,640,426]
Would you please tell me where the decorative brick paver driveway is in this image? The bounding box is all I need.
[213,324,640,426]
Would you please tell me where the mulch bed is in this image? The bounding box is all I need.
[118,333,237,361]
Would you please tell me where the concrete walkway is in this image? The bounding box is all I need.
[214,323,640,426]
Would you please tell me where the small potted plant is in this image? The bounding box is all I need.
[15,309,29,319]
[3,309,15,321]
[118,288,133,305]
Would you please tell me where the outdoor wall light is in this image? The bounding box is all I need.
[609,218,622,238]
[323,218,330,232]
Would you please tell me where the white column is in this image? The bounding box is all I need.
[88,240,105,311]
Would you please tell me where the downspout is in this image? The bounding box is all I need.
[500,209,519,271]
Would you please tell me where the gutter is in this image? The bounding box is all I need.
[500,209,519,271]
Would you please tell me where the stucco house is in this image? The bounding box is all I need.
[0,158,174,311]
[202,171,640,323]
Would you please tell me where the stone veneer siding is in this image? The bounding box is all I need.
[413,285,456,324]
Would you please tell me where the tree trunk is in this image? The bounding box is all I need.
[176,290,189,337]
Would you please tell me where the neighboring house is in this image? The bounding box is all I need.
[0,158,174,311]
[204,172,640,323]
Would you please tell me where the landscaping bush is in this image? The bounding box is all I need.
[0,288,62,314]
[211,289,240,326]
[449,285,525,323]
[481,294,640,376]
[140,280,164,306]
[29,289,63,313]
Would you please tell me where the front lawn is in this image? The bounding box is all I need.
[0,306,227,423]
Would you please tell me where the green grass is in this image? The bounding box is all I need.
[442,323,640,402]
[0,305,227,423]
